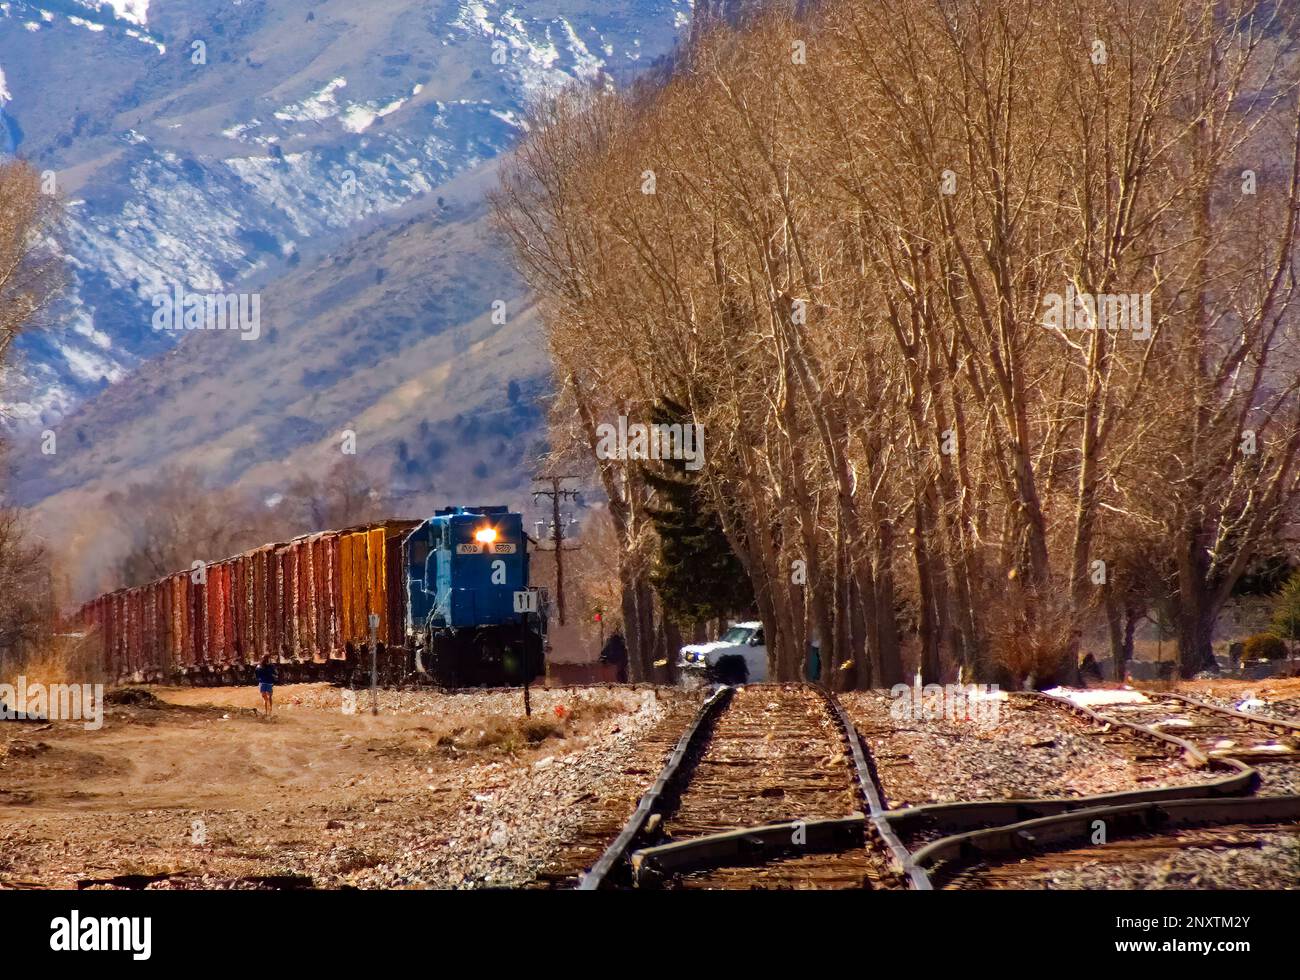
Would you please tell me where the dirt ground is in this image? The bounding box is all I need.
[7,675,1292,891]
[1175,676,1300,700]
[0,683,697,889]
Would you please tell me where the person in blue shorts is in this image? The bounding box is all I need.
[255,656,276,717]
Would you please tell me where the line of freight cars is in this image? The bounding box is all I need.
[80,520,420,686]
[79,509,549,688]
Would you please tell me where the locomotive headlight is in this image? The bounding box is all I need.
[474,527,498,544]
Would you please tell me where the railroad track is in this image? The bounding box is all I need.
[525,692,711,889]
[1085,691,1300,796]
[578,683,921,890]
[557,683,1300,890]
[573,684,1300,890]
[920,800,1300,883]
[892,691,1300,888]
[846,690,1245,813]
[1191,691,1300,725]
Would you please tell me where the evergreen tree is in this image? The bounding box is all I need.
[642,399,753,624]
[1269,569,1300,654]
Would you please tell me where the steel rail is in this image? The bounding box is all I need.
[1034,690,1227,769]
[585,685,1282,890]
[393,681,666,697]
[879,691,1258,839]
[1141,689,1300,736]
[628,815,866,886]
[898,691,1300,885]
[581,683,925,890]
[577,685,733,890]
[621,688,930,890]
[819,688,933,890]
[908,793,1300,884]
[1039,687,1300,775]
[882,767,1255,838]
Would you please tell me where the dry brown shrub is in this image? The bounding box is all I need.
[984,579,1081,688]
[2,628,105,689]
[437,713,567,754]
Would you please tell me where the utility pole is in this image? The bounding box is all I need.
[522,604,531,717]
[368,613,379,716]
[531,476,582,626]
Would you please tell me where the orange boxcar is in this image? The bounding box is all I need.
[81,519,424,682]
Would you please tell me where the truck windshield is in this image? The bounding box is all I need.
[720,627,754,645]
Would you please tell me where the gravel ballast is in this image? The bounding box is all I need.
[842,690,1219,807]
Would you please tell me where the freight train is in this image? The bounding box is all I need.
[79,505,548,688]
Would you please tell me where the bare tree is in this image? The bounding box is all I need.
[106,467,269,587]
[0,161,62,389]
[0,161,63,669]
[280,457,393,533]
[495,0,1300,686]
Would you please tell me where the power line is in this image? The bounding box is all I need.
[531,476,582,627]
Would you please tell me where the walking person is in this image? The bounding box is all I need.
[599,633,628,683]
[255,656,276,718]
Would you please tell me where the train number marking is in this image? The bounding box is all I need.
[513,591,539,614]
[456,543,515,555]
[491,559,507,584]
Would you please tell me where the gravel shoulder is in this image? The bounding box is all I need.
[1173,677,1300,723]
[0,683,701,889]
[841,691,1219,807]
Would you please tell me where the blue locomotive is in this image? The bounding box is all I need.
[403,505,548,686]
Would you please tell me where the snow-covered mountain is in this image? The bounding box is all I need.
[0,0,692,425]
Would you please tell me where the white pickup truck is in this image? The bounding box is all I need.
[677,621,767,684]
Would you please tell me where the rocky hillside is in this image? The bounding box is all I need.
[0,0,690,423]
[0,0,693,596]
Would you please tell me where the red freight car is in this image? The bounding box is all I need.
[80,520,421,684]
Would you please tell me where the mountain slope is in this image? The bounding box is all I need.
[0,0,694,599]
[21,160,548,599]
[0,0,691,423]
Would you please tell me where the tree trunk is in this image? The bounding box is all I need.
[850,572,871,689]
[1121,605,1138,682]
[664,619,682,685]
[636,579,657,680]
[1105,594,1124,682]
[912,499,941,683]
[1176,533,1218,676]
[873,522,904,687]
[1176,594,1217,678]
[620,570,646,683]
